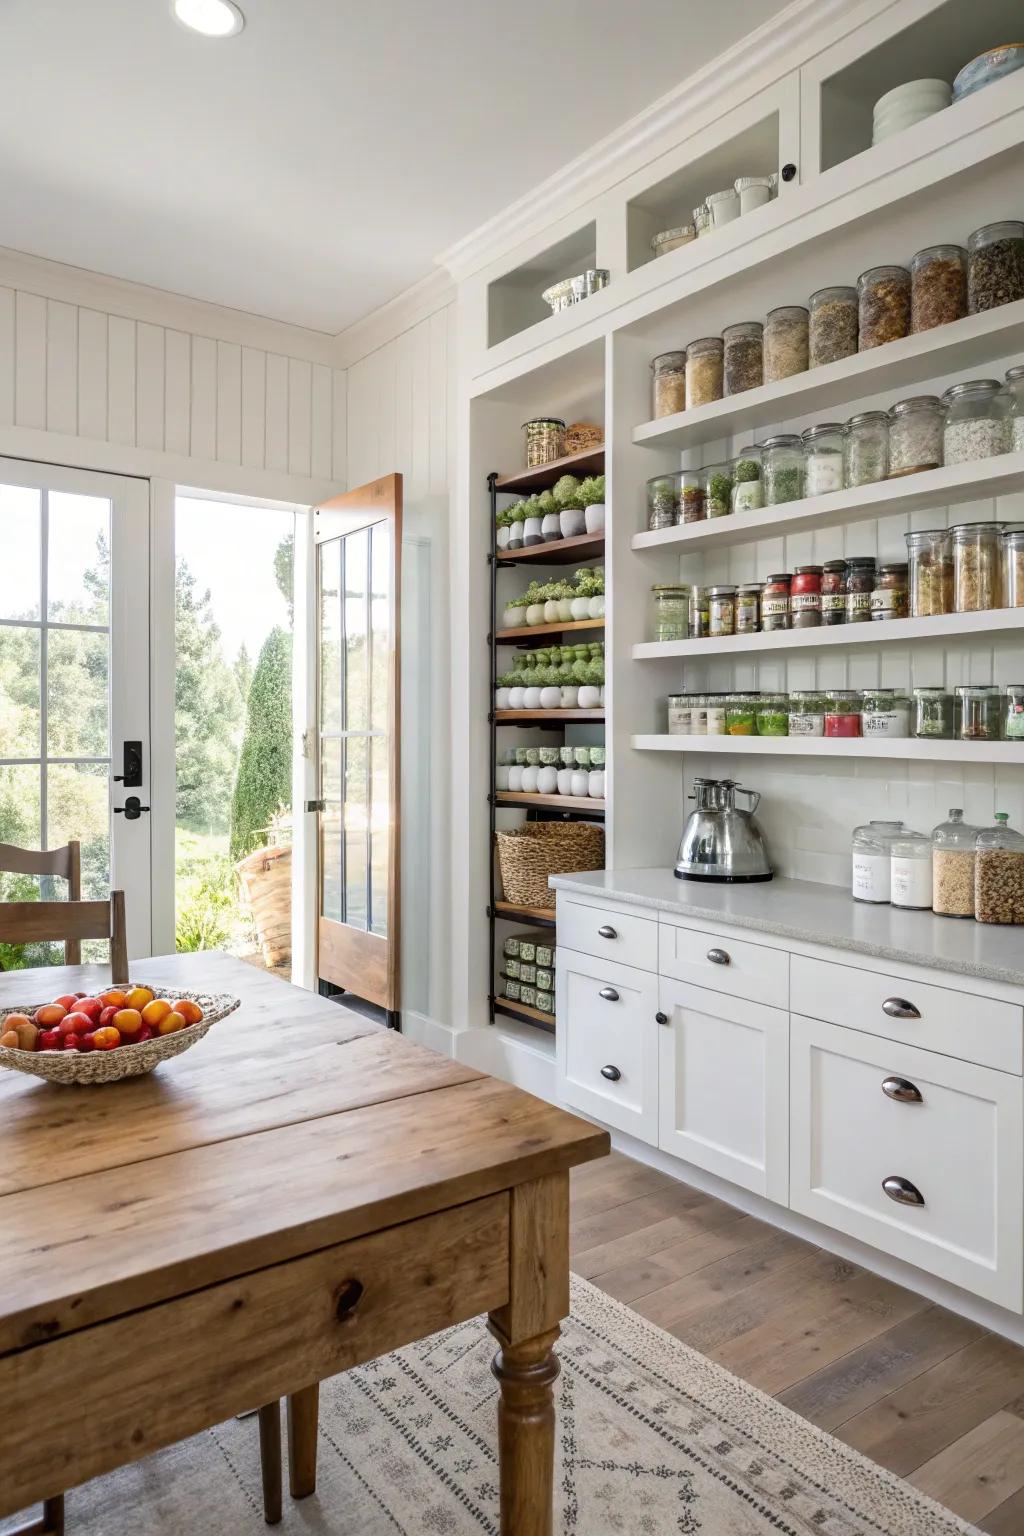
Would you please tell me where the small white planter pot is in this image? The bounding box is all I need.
[526,603,546,627]
[588,769,606,798]
[588,594,605,618]
[495,765,511,790]
[598,685,606,706]
[577,685,601,709]
[570,596,591,621]
[523,516,543,547]
[543,600,561,623]
[557,598,575,622]
[496,525,511,551]
[523,687,543,710]
[508,766,524,791]
[507,687,525,710]
[570,770,590,797]
[541,512,562,542]
[539,686,561,710]
[537,766,559,795]
[502,605,524,629]
[495,687,511,710]
[559,507,586,538]
[584,503,606,534]
[560,685,580,709]
[556,768,575,796]
[507,523,525,550]
[521,766,540,793]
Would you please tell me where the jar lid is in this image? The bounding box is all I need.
[878,562,908,574]
[863,687,898,698]
[738,582,763,593]
[913,685,948,696]
[709,584,737,596]
[954,683,1000,696]
[734,175,772,191]
[1007,364,1024,382]
[802,422,843,443]
[651,583,688,593]
[723,320,764,337]
[846,410,889,427]
[846,555,877,565]
[686,335,724,353]
[904,527,948,542]
[651,227,695,250]
[706,187,740,205]
[823,558,848,571]
[810,284,857,302]
[765,572,791,583]
[942,378,1003,401]
[761,432,802,448]
[889,395,944,416]
[828,689,861,700]
[794,564,823,575]
[766,304,808,319]
[950,520,1007,536]
[790,689,823,699]
[522,417,565,428]
[858,264,910,285]
[912,243,966,262]
[650,350,687,369]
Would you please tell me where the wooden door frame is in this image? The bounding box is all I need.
[314,474,402,1017]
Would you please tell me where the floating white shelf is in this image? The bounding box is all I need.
[631,451,1024,554]
[633,302,1024,455]
[633,606,1024,660]
[632,733,1024,765]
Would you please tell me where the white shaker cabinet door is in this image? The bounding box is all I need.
[556,949,660,1145]
[657,979,789,1203]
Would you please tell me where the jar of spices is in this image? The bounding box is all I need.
[705,694,727,736]
[1005,684,1024,740]
[667,694,691,735]
[905,528,953,616]
[932,809,980,918]
[689,586,710,639]
[651,352,687,419]
[790,565,822,628]
[956,685,1002,742]
[825,690,863,738]
[726,696,758,736]
[890,834,933,911]
[913,686,954,739]
[764,305,809,382]
[731,449,763,513]
[809,285,858,367]
[680,469,705,523]
[788,691,825,736]
[709,584,737,637]
[851,820,904,903]
[821,559,847,625]
[736,583,761,634]
[942,378,1012,464]
[861,689,910,737]
[762,434,804,504]
[1006,363,1024,453]
[968,222,1024,314]
[1005,527,1024,606]
[646,473,681,530]
[858,264,911,349]
[723,321,764,396]
[704,462,734,518]
[975,813,1024,926]
[888,395,945,476]
[685,336,724,409]
[803,422,844,496]
[522,417,565,467]
[952,521,1005,611]
[756,695,789,736]
[910,245,967,332]
[761,572,791,632]
[650,584,690,641]
[870,562,908,621]
[844,556,876,623]
[843,411,889,487]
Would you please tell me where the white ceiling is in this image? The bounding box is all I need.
[0,0,791,334]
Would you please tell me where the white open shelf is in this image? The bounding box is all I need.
[633,302,1024,455]
[632,733,1024,765]
[632,451,1024,554]
[633,606,1024,661]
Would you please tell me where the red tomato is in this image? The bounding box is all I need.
[59,1011,93,1036]
[62,1033,83,1050]
[52,994,78,1011]
[73,998,103,1024]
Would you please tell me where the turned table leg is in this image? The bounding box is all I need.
[287,1383,320,1500]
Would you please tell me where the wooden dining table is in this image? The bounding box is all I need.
[0,953,608,1536]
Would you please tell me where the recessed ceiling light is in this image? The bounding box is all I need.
[172,0,245,38]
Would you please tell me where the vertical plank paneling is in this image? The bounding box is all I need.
[346,355,372,487]
[288,357,312,476]
[310,363,332,480]
[45,299,77,436]
[377,341,397,474]
[190,334,217,461]
[15,291,46,429]
[135,322,166,451]
[265,352,289,472]
[409,319,431,502]
[77,308,109,442]
[216,340,242,464]
[0,287,14,427]
[331,367,347,484]
[107,315,137,446]
[164,329,191,456]
[394,328,415,484]
[240,346,266,469]
[429,306,448,495]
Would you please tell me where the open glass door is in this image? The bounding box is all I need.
[315,475,401,1021]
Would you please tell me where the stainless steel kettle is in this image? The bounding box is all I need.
[675,777,773,883]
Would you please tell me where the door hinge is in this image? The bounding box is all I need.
[305,799,326,813]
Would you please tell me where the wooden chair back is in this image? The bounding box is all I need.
[0,841,127,983]
[0,840,84,964]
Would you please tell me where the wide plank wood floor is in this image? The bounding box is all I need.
[572,1150,1024,1532]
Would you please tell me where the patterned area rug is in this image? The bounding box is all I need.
[3,1276,976,1535]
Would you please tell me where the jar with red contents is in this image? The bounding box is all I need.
[761,572,791,632]
[824,689,862,738]
[790,564,822,628]
[821,559,847,626]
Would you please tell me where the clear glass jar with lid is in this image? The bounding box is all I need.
[680,468,705,523]
[1006,363,1024,453]
[650,583,689,640]
[731,448,763,513]
[667,693,692,735]
[762,435,804,504]
[952,520,1006,611]
[858,265,911,348]
[888,395,945,476]
[522,417,565,467]
[845,556,876,623]
[967,221,1024,314]
[913,686,953,738]
[890,833,933,911]
[646,472,681,530]
[932,809,980,917]
[825,689,862,738]
[756,695,788,736]
[870,562,908,621]
[651,352,687,418]
[852,820,904,904]
[861,689,910,738]
[1004,526,1024,606]
[942,379,1012,465]
[685,336,724,409]
[788,691,825,736]
[764,306,809,382]
[723,321,763,396]
[809,285,858,366]
[704,463,734,518]
[689,586,709,639]
[975,813,1024,925]
[690,694,708,735]
[843,411,889,487]
[708,584,737,637]
[803,422,844,496]
[911,245,967,332]
[726,695,758,735]
[705,694,728,736]
[1005,684,1024,740]
[761,572,791,631]
[736,582,761,633]
[905,528,953,616]
[956,684,1002,741]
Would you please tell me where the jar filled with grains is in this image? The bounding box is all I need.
[956,684,1002,742]
[826,690,862,737]
[913,686,954,739]
[651,352,687,418]
[942,378,1012,464]
[803,422,844,496]
[761,572,791,632]
[845,556,876,623]
[650,584,690,641]
[968,222,1024,314]
[762,434,804,504]
[756,695,789,736]
[888,395,945,476]
[910,245,967,332]
[975,814,1024,926]
[858,265,911,349]
[523,417,565,467]
[870,562,908,621]
[736,583,761,633]
[685,336,724,409]
[1004,526,1024,606]
[731,449,763,513]
[1005,684,1024,740]
[821,559,847,625]
[905,528,953,616]
[646,473,681,530]
[861,689,910,737]
[689,586,710,639]
[890,834,933,911]
[952,520,1005,611]
[843,410,889,487]
[704,462,734,518]
[809,285,858,367]
[709,584,737,637]
[723,321,764,396]
[1006,363,1024,453]
[680,469,706,523]
[790,564,822,628]
[788,691,825,736]
[764,305,809,382]
[932,809,980,918]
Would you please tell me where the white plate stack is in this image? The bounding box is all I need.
[872,79,951,145]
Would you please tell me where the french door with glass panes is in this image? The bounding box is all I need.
[0,458,151,961]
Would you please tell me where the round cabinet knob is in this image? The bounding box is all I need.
[706,948,730,966]
[882,997,921,1021]
[598,925,617,939]
[655,1011,669,1025]
[600,1064,622,1082]
[882,1076,923,1104]
[781,162,797,182]
[598,986,619,1002]
[882,1176,925,1208]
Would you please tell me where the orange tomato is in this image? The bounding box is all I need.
[112,1008,143,1036]
[91,1026,121,1051]
[125,987,154,1011]
[158,1011,187,1035]
[99,990,128,1009]
[141,998,173,1027]
[175,999,203,1026]
[34,1003,67,1027]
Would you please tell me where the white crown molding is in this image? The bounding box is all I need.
[330,267,455,369]
[435,0,879,285]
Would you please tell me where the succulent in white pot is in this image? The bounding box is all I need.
[496,509,512,551]
[521,765,540,793]
[543,599,560,623]
[537,490,562,543]
[521,497,544,547]
[570,595,591,621]
[507,504,525,550]
[507,686,525,710]
[557,596,574,621]
[577,684,601,708]
[539,686,561,709]
[537,765,558,794]
[502,603,525,629]
[556,767,575,795]
[559,505,586,538]
[526,603,546,626]
[495,763,511,789]
[523,685,543,710]
[495,686,511,709]
[588,594,605,618]
[584,503,606,534]
[570,768,589,796]
[560,684,579,708]
[508,765,524,790]
[578,475,607,536]
[588,768,605,798]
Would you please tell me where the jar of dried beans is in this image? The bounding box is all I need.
[809,285,858,367]
[764,305,809,382]
[522,417,565,467]
[858,264,911,349]
[942,378,1012,465]
[911,245,967,332]
[723,321,763,396]
[760,573,790,632]
[844,556,876,623]
[685,336,724,409]
[888,395,945,477]
[952,520,1006,611]
[1004,526,1024,606]
[975,814,1024,926]
[762,434,804,504]
[968,222,1024,314]
[802,422,844,496]
[932,809,979,918]
[790,565,822,628]
[651,352,687,418]
[843,411,888,487]
[821,559,847,625]
[905,528,952,617]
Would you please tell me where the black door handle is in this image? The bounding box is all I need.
[600,1064,621,1082]
[114,796,150,821]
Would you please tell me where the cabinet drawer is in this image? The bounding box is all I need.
[790,1015,1023,1310]
[658,918,788,1009]
[556,948,658,1145]
[556,895,658,973]
[791,955,1023,1075]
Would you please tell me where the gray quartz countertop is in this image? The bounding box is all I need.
[548,868,1024,989]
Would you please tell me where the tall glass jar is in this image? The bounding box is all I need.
[1005,527,1024,606]
[790,565,822,628]
[952,521,1005,611]
[726,695,758,735]
[788,691,825,737]
[651,351,686,418]
[708,585,737,637]
[760,572,790,632]
[756,695,789,736]
[762,434,804,504]
[968,221,1024,313]
[650,584,690,641]
[905,529,953,616]
[685,336,724,409]
[764,305,809,382]
[522,417,565,467]
[731,448,763,512]
[736,583,761,634]
[821,559,847,625]
[890,833,932,911]
[913,686,953,739]
[975,813,1024,925]
[888,396,945,476]
[680,469,705,523]
[1005,684,1024,740]
[723,321,763,396]
[809,285,858,367]
[956,685,1002,742]
[911,245,967,332]
[646,472,681,530]
[942,378,1012,464]
[843,411,889,487]
[845,556,876,623]
[1006,362,1024,453]
[803,422,844,496]
[689,586,709,639]
[851,820,904,904]
[870,562,908,621]
[704,462,733,518]
[933,809,980,917]
[825,689,862,738]
[667,694,692,735]
[858,265,911,348]
[861,688,910,737]
[706,694,727,736]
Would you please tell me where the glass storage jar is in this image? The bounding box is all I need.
[1005,683,1024,740]
[689,586,709,639]
[761,572,791,632]
[651,351,687,418]
[858,264,911,348]
[968,221,1024,313]
[709,585,737,637]
[809,285,858,366]
[861,688,910,737]
[651,225,695,259]
[1006,362,1024,453]
[704,462,733,518]
[764,305,809,382]
[723,321,763,395]
[646,472,681,530]
[680,468,705,523]
[736,583,761,634]
[942,378,1012,464]
[956,684,1002,741]
[803,422,844,496]
[726,695,758,735]
[756,695,789,736]
[650,584,690,641]
[905,528,953,616]
[888,395,945,476]
[667,694,691,734]
[913,686,954,738]
[851,820,904,904]
[685,336,724,408]
[706,694,728,736]
[731,449,763,512]
[690,694,708,735]
[952,520,1005,611]
[522,417,565,467]
[825,689,862,738]
[843,411,889,487]
[762,434,804,504]
[845,556,876,623]
[975,813,1024,925]
[788,691,825,736]
[821,559,847,625]
[890,833,933,911]
[790,564,822,628]
[870,562,908,621]
[932,809,980,917]
[911,244,967,332]
[1004,526,1024,605]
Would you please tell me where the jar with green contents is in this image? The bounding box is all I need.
[650,584,689,641]
[646,473,681,530]
[704,462,734,517]
[680,469,705,523]
[726,695,758,735]
[788,690,825,737]
[861,689,910,738]
[913,686,954,738]
[1004,685,1024,740]
[957,685,1002,742]
[762,434,804,504]
[824,689,862,738]
[757,695,789,736]
[845,557,876,623]
[731,449,763,513]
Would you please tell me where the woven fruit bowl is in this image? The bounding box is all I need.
[0,985,239,1084]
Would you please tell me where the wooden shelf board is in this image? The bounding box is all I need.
[633,607,1024,660]
[495,709,605,723]
[493,998,556,1034]
[493,901,556,927]
[496,792,605,812]
[494,617,604,642]
[495,445,604,494]
[497,532,605,566]
[632,733,1024,764]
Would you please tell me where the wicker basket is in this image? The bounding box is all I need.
[496,823,604,910]
[236,843,292,969]
[564,422,604,455]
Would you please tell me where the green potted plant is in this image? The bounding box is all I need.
[507,501,526,551]
[496,507,513,552]
[581,473,606,535]
[553,473,584,538]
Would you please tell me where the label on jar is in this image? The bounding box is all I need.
[790,592,821,614]
[891,856,932,910]
[846,591,871,620]
[852,851,889,902]
[706,706,726,735]
[821,591,845,615]
[789,712,824,736]
[668,704,691,735]
[862,709,909,738]
[870,588,908,619]
[710,600,735,637]
[762,593,789,618]
[690,707,707,734]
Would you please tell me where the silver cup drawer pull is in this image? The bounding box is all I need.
[882,1076,923,1104]
[597,924,617,939]
[706,948,730,966]
[598,986,619,1002]
[883,1175,925,1208]
[600,1064,621,1082]
[882,997,920,1020]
